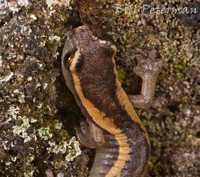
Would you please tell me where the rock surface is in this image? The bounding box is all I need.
[0,0,199,176]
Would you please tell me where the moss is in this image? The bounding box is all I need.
[0,0,84,176]
[98,0,200,176]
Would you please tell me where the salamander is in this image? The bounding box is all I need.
[61,25,165,177]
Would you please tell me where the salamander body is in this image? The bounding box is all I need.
[62,25,164,177]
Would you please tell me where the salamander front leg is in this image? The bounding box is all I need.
[129,50,165,109]
[75,118,105,149]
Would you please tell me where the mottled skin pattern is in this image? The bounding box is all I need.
[61,26,165,177]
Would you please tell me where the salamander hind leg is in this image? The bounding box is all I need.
[75,118,105,149]
[129,50,165,109]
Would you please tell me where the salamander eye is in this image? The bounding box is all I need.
[64,52,75,67]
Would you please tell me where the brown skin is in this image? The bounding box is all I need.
[61,26,165,177]
[129,51,165,109]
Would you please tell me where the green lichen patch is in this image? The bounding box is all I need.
[47,136,81,162]
[0,0,85,176]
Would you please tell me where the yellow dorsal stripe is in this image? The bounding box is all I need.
[70,49,131,177]
[110,46,149,143]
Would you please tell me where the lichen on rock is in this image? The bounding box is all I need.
[0,0,85,176]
